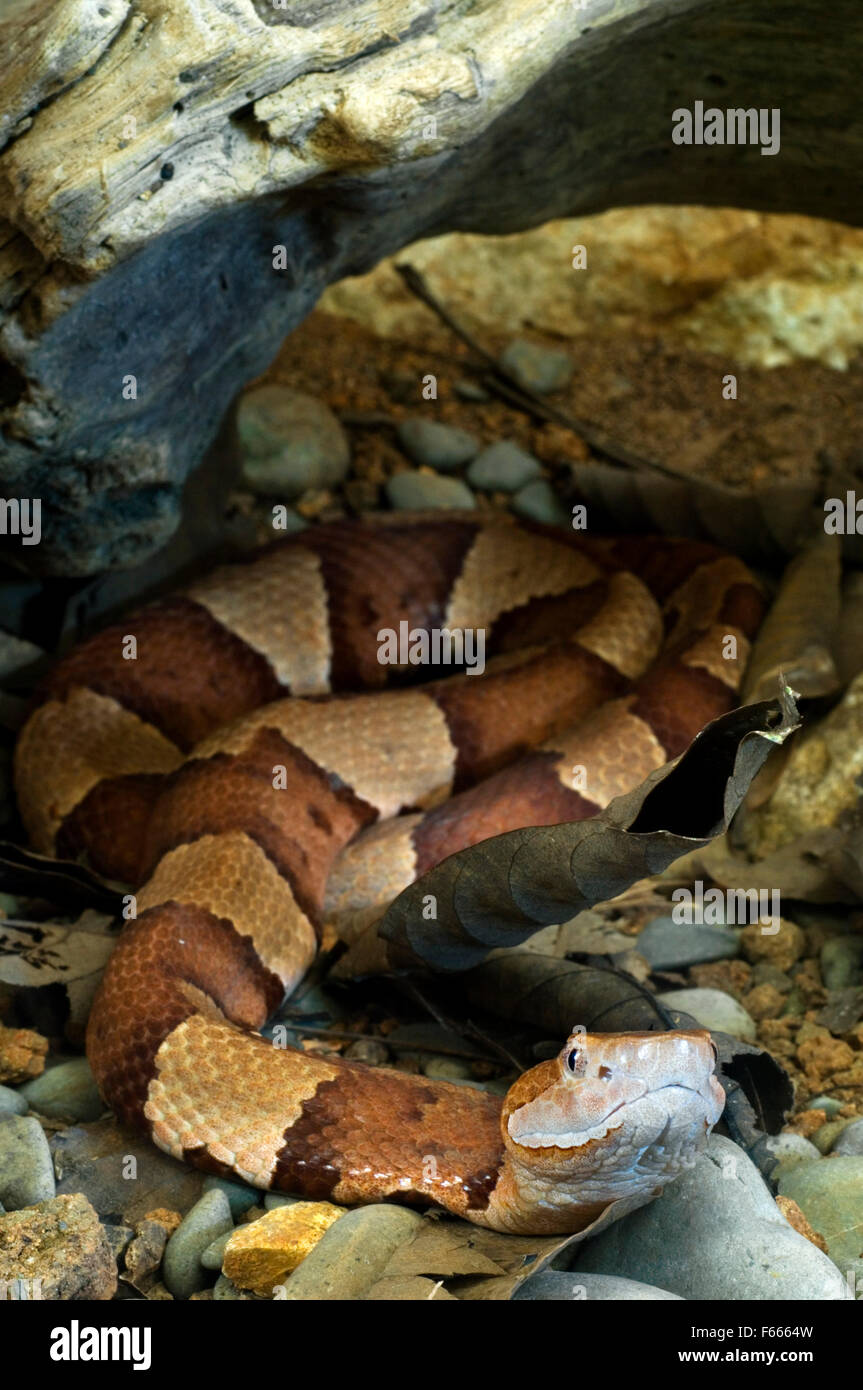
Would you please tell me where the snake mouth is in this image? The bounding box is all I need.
[509,1081,720,1151]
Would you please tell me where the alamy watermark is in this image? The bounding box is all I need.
[0,497,41,545]
[672,101,780,156]
[377,622,485,675]
[672,880,780,933]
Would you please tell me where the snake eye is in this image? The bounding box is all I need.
[566,1047,579,1073]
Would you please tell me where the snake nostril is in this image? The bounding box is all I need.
[598,1065,612,1080]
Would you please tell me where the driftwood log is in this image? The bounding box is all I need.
[1,0,862,573]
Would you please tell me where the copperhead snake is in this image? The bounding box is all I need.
[14,513,764,1235]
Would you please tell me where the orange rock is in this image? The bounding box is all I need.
[785,1108,828,1139]
[143,1207,182,1235]
[223,1201,346,1297]
[0,1022,48,1083]
[775,1195,829,1253]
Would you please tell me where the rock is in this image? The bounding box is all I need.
[743,983,785,1020]
[201,1175,260,1220]
[201,1230,234,1271]
[740,919,806,972]
[454,380,490,403]
[343,1037,389,1066]
[123,1210,180,1291]
[51,1117,204,1225]
[750,961,793,993]
[817,986,863,1033]
[264,1193,304,1211]
[467,440,543,492]
[0,1024,48,1083]
[0,1193,116,1300]
[223,1201,345,1296]
[162,1190,233,1300]
[237,386,350,499]
[279,1206,425,1300]
[654,987,757,1042]
[102,1223,134,1266]
[0,1114,55,1209]
[0,632,45,683]
[832,1118,863,1155]
[386,472,476,511]
[637,917,740,970]
[573,1134,851,1300]
[213,1273,262,1300]
[499,338,573,394]
[514,1271,683,1300]
[778,1156,863,1271]
[820,936,863,990]
[764,1132,822,1172]
[421,1056,474,1082]
[395,418,478,471]
[511,479,570,527]
[809,1094,843,1116]
[0,1085,27,1116]
[811,1118,857,1154]
[774,1195,829,1252]
[19,1057,103,1122]
[3,0,862,573]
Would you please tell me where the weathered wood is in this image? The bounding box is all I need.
[1,0,862,572]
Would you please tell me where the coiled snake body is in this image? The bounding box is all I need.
[15,514,762,1234]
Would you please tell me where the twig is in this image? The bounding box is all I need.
[283,1022,500,1064]
[394,976,525,1070]
[394,261,692,483]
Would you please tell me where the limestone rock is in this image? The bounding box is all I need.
[0,1192,117,1300]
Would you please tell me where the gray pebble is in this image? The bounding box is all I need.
[238,386,350,499]
[778,1156,863,1267]
[809,1094,843,1116]
[454,379,490,403]
[655,986,757,1042]
[162,1189,233,1299]
[764,1132,822,1171]
[511,479,569,527]
[343,1037,389,1066]
[19,1058,103,1123]
[0,1085,27,1116]
[201,1229,233,1271]
[421,1056,474,1082]
[395,418,478,472]
[573,1134,850,1300]
[820,936,863,990]
[0,1114,55,1209]
[386,472,475,511]
[499,338,573,395]
[213,1273,260,1300]
[467,440,542,492]
[812,1118,858,1153]
[515,1271,683,1300]
[279,1205,425,1300]
[263,1193,304,1211]
[833,1118,863,1156]
[202,1175,260,1220]
[638,917,740,971]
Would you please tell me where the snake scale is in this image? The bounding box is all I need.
[14,512,765,1234]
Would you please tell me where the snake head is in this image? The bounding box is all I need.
[502,1029,725,1202]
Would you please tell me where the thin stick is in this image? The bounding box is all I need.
[394,261,692,483]
[283,1022,502,1064]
